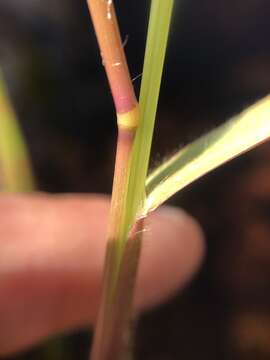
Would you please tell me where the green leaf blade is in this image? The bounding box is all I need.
[124,0,175,227]
[145,96,270,213]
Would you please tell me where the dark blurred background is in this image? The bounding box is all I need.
[1,0,270,359]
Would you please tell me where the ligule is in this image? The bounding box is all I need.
[117,104,140,131]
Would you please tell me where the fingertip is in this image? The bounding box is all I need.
[0,195,204,355]
[135,205,205,310]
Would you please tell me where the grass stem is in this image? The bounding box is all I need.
[87,1,174,359]
[87,1,140,359]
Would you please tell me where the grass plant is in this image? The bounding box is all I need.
[1,1,269,359]
[87,1,270,360]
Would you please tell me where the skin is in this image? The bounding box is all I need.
[0,193,204,356]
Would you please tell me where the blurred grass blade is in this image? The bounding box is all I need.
[0,71,34,191]
[0,72,66,360]
[124,0,175,226]
[145,96,270,212]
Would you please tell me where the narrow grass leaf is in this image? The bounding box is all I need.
[145,96,270,212]
[124,0,175,227]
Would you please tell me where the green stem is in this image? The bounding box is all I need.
[88,1,175,359]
